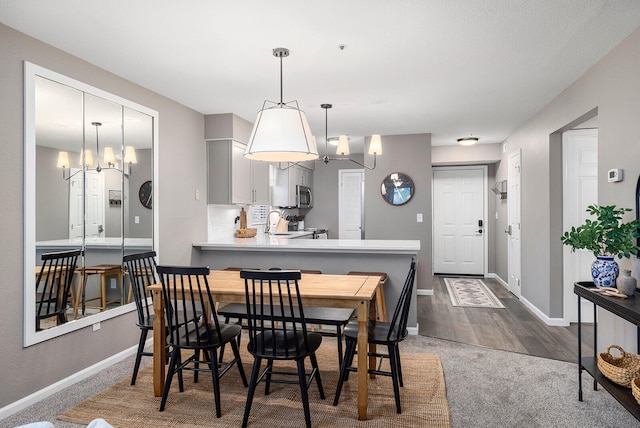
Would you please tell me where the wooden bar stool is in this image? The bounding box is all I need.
[74,264,123,318]
[347,271,388,322]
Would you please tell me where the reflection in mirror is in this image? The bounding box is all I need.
[380,172,415,206]
[25,62,158,345]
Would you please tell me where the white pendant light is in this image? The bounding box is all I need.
[124,146,138,164]
[335,135,350,155]
[368,134,383,155]
[103,147,116,165]
[244,48,318,162]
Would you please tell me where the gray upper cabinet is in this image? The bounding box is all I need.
[207,139,251,204]
[207,139,270,205]
[251,160,270,204]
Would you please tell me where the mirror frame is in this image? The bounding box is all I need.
[24,62,159,346]
[380,172,415,206]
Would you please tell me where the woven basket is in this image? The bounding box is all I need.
[597,344,640,388]
[632,376,640,404]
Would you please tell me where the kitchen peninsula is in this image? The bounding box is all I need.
[192,235,420,330]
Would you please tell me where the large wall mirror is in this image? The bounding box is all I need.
[24,62,159,346]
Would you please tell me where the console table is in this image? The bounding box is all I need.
[575,281,640,420]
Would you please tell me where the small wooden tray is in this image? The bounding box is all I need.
[235,228,257,238]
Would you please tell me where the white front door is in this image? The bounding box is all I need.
[563,129,598,323]
[433,167,486,275]
[508,150,522,298]
[339,169,364,239]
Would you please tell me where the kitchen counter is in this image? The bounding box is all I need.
[193,235,420,254]
[37,237,153,250]
[192,235,421,332]
[37,238,153,265]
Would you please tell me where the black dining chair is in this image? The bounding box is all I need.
[123,251,161,385]
[156,265,248,418]
[333,259,416,413]
[36,249,81,331]
[240,269,325,428]
[218,268,353,365]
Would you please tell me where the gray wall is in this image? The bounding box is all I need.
[0,23,205,407]
[493,25,640,347]
[127,148,153,239]
[363,134,432,292]
[35,145,69,240]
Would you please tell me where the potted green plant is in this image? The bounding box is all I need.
[561,204,640,287]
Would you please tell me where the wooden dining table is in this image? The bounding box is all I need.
[147,269,381,420]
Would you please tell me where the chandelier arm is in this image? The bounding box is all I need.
[324,153,377,170]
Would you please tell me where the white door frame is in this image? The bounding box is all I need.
[432,165,488,276]
[507,149,522,298]
[562,129,598,324]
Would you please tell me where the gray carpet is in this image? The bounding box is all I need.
[2,335,638,427]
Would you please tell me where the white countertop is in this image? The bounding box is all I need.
[193,234,420,254]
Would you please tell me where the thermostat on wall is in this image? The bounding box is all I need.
[608,168,623,183]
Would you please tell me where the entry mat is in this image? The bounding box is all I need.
[444,277,505,308]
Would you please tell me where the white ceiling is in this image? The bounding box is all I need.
[3,0,640,153]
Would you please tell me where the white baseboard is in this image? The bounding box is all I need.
[417,289,433,296]
[485,272,509,289]
[485,273,567,326]
[408,323,419,335]
[519,296,568,326]
[0,340,148,420]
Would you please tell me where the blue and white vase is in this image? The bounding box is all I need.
[592,256,620,287]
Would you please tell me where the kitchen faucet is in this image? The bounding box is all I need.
[265,210,283,234]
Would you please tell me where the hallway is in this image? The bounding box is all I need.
[418,276,594,362]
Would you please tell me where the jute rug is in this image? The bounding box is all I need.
[444,277,505,308]
[58,344,450,427]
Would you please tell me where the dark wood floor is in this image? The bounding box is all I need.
[418,275,594,362]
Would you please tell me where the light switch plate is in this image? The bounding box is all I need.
[417,213,423,223]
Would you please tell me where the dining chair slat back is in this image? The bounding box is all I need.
[156,265,247,418]
[240,269,325,428]
[123,251,158,385]
[36,249,81,331]
[333,259,417,414]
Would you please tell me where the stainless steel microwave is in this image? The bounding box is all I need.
[297,185,313,208]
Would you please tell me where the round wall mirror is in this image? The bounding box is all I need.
[381,172,414,205]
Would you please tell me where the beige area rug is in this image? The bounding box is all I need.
[58,344,450,427]
[444,277,505,308]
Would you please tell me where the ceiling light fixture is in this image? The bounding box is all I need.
[457,136,479,146]
[57,121,137,179]
[321,103,381,170]
[244,47,318,163]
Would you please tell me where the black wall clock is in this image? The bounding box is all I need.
[138,180,152,209]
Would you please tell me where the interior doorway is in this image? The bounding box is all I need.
[338,169,364,239]
[432,166,487,275]
[562,128,598,324]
